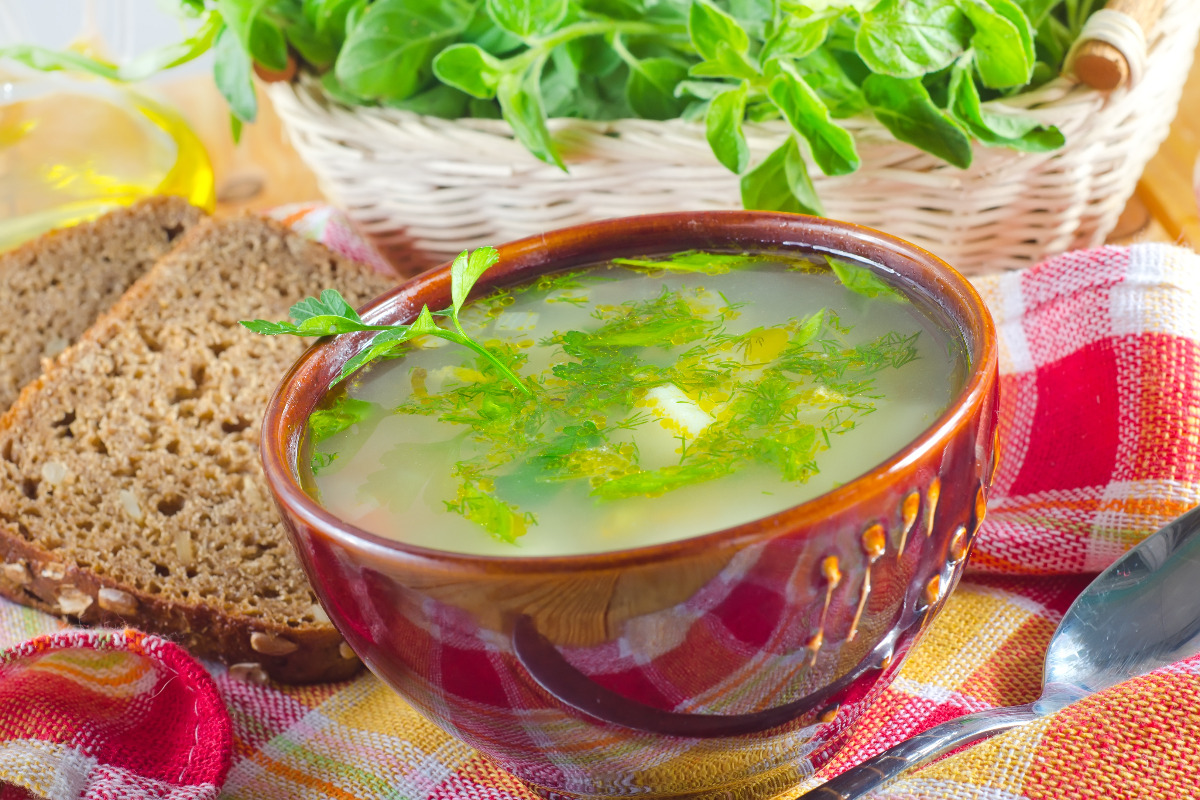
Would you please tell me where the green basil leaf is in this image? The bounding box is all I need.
[827,256,904,300]
[1028,60,1055,88]
[216,0,288,70]
[540,62,578,118]
[687,40,760,81]
[627,57,691,120]
[287,0,365,68]
[212,24,258,123]
[856,0,971,78]
[469,97,504,118]
[463,1,525,52]
[551,43,581,89]
[948,59,1063,151]
[567,35,625,77]
[497,64,566,170]
[676,79,737,101]
[487,0,569,38]
[782,137,822,216]
[452,247,501,317]
[983,0,1035,65]
[761,8,832,64]
[320,69,367,105]
[767,63,859,176]
[581,0,646,20]
[215,0,262,45]
[689,0,751,61]
[249,18,289,70]
[796,50,867,118]
[1012,0,1057,27]
[335,0,470,103]
[706,84,750,173]
[283,20,338,69]
[958,0,1032,88]
[863,73,972,168]
[745,99,780,123]
[740,136,822,216]
[726,0,774,37]
[434,44,507,100]
[385,83,472,118]
[308,0,365,39]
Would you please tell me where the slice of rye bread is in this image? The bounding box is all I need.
[0,213,396,683]
[0,196,205,412]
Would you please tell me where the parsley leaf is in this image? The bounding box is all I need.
[242,246,529,394]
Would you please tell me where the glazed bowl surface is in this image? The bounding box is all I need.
[260,211,999,800]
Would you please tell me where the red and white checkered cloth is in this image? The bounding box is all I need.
[970,244,1200,575]
[1,210,1198,799]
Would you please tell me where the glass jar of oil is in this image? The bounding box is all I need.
[0,71,215,251]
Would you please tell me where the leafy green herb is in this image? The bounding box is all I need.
[827,256,905,300]
[6,0,1105,215]
[341,254,928,541]
[241,246,530,393]
[309,396,377,443]
[863,73,973,169]
[612,250,767,274]
[306,394,379,473]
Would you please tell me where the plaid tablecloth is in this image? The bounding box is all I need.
[0,209,1197,799]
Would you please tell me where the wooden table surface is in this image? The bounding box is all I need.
[160,44,1200,252]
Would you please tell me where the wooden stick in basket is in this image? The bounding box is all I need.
[1071,0,1165,90]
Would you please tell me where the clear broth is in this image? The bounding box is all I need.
[304,252,967,556]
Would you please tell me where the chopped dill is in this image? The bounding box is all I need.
[303,250,937,546]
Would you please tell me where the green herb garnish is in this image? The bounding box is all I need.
[612,251,769,275]
[827,256,905,301]
[370,259,924,541]
[309,396,376,443]
[249,250,933,545]
[241,246,530,394]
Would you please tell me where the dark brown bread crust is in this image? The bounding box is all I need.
[0,196,204,411]
[0,214,396,683]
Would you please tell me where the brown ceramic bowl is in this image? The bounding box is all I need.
[260,212,998,800]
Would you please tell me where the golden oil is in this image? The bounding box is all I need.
[0,75,215,251]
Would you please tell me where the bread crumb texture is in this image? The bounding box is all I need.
[0,214,394,648]
[0,196,203,412]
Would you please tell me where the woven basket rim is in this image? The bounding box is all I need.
[285,66,1095,135]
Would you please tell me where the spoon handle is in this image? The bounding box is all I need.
[798,703,1039,800]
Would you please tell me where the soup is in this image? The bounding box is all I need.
[302,250,966,557]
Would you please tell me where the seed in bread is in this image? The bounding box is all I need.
[0,196,204,411]
[0,213,395,683]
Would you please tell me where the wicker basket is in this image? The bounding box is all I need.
[266,0,1199,276]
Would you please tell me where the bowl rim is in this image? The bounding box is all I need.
[260,210,997,574]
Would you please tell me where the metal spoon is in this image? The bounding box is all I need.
[799,502,1200,800]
